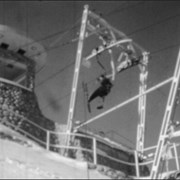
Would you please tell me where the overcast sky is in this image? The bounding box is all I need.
[1,1,180,149]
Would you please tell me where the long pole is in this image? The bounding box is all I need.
[66,5,89,146]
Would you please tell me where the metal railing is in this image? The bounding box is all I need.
[1,103,180,179]
[0,92,180,179]
[0,104,151,177]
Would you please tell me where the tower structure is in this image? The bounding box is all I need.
[66,5,149,156]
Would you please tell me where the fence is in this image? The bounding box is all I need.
[0,104,152,178]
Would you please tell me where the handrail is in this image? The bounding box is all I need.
[2,120,47,146]
[49,143,93,153]
[78,128,135,153]
[97,152,139,166]
[0,77,31,91]
[50,130,94,140]
[0,114,168,178]
[2,105,180,178]
[2,104,131,154]
[0,105,48,132]
[0,106,141,168]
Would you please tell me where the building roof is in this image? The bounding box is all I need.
[0,25,47,70]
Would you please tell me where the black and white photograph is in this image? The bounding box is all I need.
[0,1,180,179]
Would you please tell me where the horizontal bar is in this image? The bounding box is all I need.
[75,76,173,129]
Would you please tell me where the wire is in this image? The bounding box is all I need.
[128,13,180,37]
[16,17,81,53]
[105,1,145,16]
[36,60,74,87]
[16,2,142,52]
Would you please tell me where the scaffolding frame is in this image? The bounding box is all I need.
[66,5,180,178]
[66,5,89,147]
[66,5,149,154]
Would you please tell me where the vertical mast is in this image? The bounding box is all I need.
[136,52,148,154]
[66,5,89,134]
[150,49,180,179]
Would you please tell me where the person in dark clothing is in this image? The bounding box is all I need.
[88,74,113,111]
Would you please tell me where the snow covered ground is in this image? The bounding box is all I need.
[0,124,110,179]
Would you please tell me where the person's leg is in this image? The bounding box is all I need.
[88,87,103,112]
[88,87,102,103]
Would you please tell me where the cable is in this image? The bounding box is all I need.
[105,1,145,17]
[35,63,46,74]
[128,13,180,37]
[16,17,81,53]
[15,2,142,52]
[36,60,74,87]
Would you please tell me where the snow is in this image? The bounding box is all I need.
[0,125,110,179]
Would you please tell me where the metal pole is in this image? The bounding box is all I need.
[93,138,97,165]
[173,143,180,170]
[134,151,140,178]
[46,130,50,151]
[75,76,173,130]
[66,5,89,147]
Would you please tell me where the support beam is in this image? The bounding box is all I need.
[66,5,89,147]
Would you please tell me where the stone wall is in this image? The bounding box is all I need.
[0,81,59,151]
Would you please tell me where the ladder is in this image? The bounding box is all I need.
[150,49,180,179]
[66,5,89,146]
